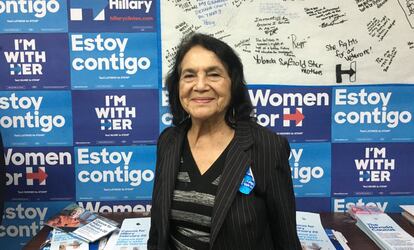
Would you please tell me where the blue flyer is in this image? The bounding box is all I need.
[0,0,68,33]
[332,196,414,213]
[290,142,331,197]
[75,145,156,201]
[70,32,158,89]
[72,89,158,145]
[68,0,156,32]
[248,85,331,142]
[0,91,73,147]
[5,147,75,201]
[0,33,70,90]
[332,143,414,196]
[332,85,414,142]
[0,201,73,248]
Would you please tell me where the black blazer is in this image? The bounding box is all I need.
[148,121,301,250]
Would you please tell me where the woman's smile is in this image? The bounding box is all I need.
[191,97,215,103]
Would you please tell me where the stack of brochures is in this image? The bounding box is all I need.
[400,205,414,226]
[296,211,349,250]
[349,205,414,250]
[44,203,119,249]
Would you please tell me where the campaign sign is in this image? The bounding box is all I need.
[77,200,152,213]
[75,145,156,201]
[70,32,158,89]
[0,33,70,90]
[0,91,73,147]
[290,143,331,197]
[332,143,414,197]
[332,85,414,142]
[68,0,156,32]
[0,0,68,33]
[0,201,72,249]
[295,197,331,213]
[4,147,75,201]
[248,85,331,142]
[332,196,414,213]
[159,89,172,133]
[72,90,158,145]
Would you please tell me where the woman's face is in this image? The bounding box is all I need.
[179,45,231,123]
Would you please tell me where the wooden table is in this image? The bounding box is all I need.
[23,212,414,250]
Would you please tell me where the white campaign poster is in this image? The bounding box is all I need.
[161,0,414,85]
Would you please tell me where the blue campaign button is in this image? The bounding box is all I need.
[239,167,255,195]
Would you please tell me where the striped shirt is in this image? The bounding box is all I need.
[169,137,232,250]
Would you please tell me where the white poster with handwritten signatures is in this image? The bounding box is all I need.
[161,0,414,85]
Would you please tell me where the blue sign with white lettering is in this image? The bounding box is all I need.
[0,33,70,89]
[68,0,156,32]
[332,196,414,213]
[0,0,68,33]
[0,91,73,147]
[332,85,414,142]
[72,89,158,145]
[77,200,152,213]
[290,143,331,197]
[5,147,75,201]
[248,85,331,142]
[75,145,156,201]
[0,201,72,249]
[70,32,158,89]
[332,143,414,196]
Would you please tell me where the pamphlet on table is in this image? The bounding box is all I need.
[49,229,89,250]
[45,203,119,243]
[115,217,150,249]
[349,205,414,250]
[296,211,337,250]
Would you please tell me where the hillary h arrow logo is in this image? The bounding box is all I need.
[26,167,48,185]
[283,108,305,126]
[336,61,356,83]
[70,0,108,21]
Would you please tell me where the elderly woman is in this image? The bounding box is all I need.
[148,33,301,249]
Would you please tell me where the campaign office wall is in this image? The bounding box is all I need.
[0,0,413,248]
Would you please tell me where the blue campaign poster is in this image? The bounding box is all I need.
[77,200,152,213]
[72,90,158,145]
[332,143,414,197]
[0,0,68,33]
[290,142,331,197]
[68,0,156,32]
[332,85,414,142]
[5,147,75,201]
[0,33,70,90]
[0,91,73,147]
[0,201,73,249]
[248,85,331,142]
[75,145,156,201]
[332,196,414,213]
[70,32,158,89]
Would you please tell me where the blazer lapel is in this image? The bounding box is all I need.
[159,124,187,245]
[210,122,253,248]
